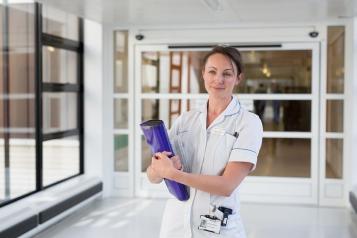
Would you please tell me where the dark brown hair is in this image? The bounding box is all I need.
[202,45,244,76]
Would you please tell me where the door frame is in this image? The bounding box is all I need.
[133,42,321,205]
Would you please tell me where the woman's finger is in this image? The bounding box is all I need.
[162,151,172,156]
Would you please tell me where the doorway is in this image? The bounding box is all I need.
[134,43,320,204]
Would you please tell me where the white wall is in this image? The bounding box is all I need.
[351,18,357,189]
[84,19,106,191]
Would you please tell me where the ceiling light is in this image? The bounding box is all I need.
[47,46,55,52]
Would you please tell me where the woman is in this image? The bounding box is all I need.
[147,46,263,238]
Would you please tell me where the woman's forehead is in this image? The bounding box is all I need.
[205,53,237,72]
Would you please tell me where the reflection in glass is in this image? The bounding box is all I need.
[251,138,311,177]
[43,47,77,84]
[43,136,79,186]
[114,134,128,171]
[141,50,312,94]
[42,5,79,41]
[0,3,37,204]
[141,98,311,132]
[142,99,184,128]
[326,139,343,179]
[0,137,36,202]
[114,31,128,93]
[8,4,35,94]
[114,99,128,129]
[43,93,77,133]
[0,99,35,129]
[326,100,343,132]
[239,50,312,94]
[252,100,311,132]
[327,26,344,93]
[141,135,152,172]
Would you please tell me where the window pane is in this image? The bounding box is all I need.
[0,99,35,129]
[42,5,79,41]
[114,31,128,93]
[43,136,79,186]
[326,100,343,132]
[141,98,311,132]
[254,100,311,132]
[8,4,35,94]
[327,26,344,93]
[142,99,183,129]
[114,99,128,129]
[0,3,37,205]
[43,93,77,133]
[326,139,343,179]
[141,50,312,94]
[0,136,36,204]
[114,134,128,172]
[251,138,311,177]
[43,47,78,84]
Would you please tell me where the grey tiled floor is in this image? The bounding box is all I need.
[35,198,357,238]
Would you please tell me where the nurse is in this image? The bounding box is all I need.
[147,45,263,238]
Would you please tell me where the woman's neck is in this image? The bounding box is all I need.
[206,96,232,128]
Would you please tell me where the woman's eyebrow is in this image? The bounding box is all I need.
[207,66,217,70]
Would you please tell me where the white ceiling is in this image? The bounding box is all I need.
[37,0,357,26]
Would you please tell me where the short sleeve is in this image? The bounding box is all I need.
[228,113,263,171]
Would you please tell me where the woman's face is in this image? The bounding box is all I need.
[202,53,242,99]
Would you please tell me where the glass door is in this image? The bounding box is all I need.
[134,43,319,204]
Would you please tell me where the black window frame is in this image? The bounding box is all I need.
[0,2,84,208]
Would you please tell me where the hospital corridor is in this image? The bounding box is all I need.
[1,0,357,237]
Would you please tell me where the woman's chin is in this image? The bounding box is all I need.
[208,90,231,98]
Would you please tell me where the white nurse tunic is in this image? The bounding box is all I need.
[160,96,263,238]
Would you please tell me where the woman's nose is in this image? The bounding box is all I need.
[214,73,224,84]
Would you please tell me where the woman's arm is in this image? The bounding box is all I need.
[146,152,182,184]
[151,152,252,197]
[146,165,163,184]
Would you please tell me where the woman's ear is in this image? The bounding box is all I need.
[235,73,244,85]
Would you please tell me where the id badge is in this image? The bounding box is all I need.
[198,215,221,234]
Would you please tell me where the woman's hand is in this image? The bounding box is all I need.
[151,151,182,179]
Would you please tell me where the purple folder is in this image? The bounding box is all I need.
[140,120,189,201]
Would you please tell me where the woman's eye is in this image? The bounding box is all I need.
[223,73,233,77]
[208,71,216,74]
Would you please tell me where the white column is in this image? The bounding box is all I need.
[84,19,106,190]
[351,18,357,188]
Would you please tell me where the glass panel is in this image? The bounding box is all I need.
[141,135,152,172]
[8,137,36,198]
[43,93,77,133]
[142,99,184,128]
[114,31,128,93]
[326,100,343,132]
[114,99,128,129]
[326,139,343,179]
[0,136,36,204]
[141,50,312,94]
[251,138,311,177]
[42,5,79,41]
[43,136,79,186]
[327,26,344,93]
[0,3,37,205]
[114,134,128,172]
[240,50,312,94]
[43,47,77,84]
[253,100,311,132]
[0,99,35,129]
[142,98,311,132]
[9,4,35,94]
